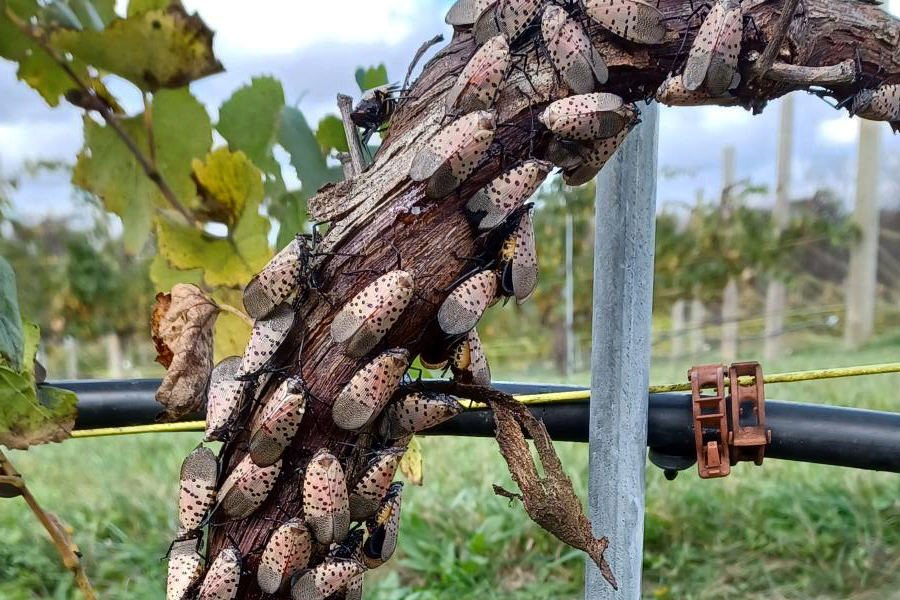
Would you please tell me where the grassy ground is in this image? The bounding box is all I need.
[2,336,899,599]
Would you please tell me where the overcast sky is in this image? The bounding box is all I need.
[1,0,898,226]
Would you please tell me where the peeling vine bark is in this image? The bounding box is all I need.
[208,1,900,598]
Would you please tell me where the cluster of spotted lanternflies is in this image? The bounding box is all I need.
[166,1,900,599]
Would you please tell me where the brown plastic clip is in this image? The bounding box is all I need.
[728,361,772,466]
[688,364,731,479]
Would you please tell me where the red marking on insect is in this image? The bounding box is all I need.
[236,302,295,378]
[333,349,410,431]
[349,447,405,521]
[196,546,241,600]
[542,5,609,94]
[466,159,552,230]
[446,35,510,114]
[303,449,350,545]
[451,328,492,386]
[214,454,281,522]
[177,445,218,534]
[257,518,312,595]
[249,376,308,467]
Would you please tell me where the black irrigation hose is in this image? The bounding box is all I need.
[56,379,900,474]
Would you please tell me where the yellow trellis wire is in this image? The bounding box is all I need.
[70,361,900,439]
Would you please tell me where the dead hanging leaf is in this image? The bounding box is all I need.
[428,383,617,589]
[151,284,219,421]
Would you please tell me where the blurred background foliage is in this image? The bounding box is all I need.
[2,0,900,599]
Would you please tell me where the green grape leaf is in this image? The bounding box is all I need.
[0,322,77,450]
[216,77,285,173]
[149,254,203,291]
[156,159,269,288]
[355,64,388,92]
[73,88,210,254]
[315,114,349,155]
[126,0,171,17]
[191,148,261,227]
[0,257,24,371]
[271,190,307,250]
[278,106,341,194]
[49,3,223,91]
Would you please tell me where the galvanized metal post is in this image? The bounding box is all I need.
[586,102,659,599]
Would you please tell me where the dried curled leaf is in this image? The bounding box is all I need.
[152,284,219,421]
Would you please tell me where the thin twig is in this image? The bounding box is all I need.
[402,34,445,93]
[764,58,856,85]
[335,152,354,180]
[142,92,157,167]
[3,3,197,227]
[218,302,254,327]
[0,451,98,600]
[337,94,366,176]
[751,0,802,78]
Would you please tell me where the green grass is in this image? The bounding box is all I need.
[2,338,900,599]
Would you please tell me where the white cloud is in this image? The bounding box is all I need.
[818,116,858,145]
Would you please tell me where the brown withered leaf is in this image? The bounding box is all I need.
[151,284,219,421]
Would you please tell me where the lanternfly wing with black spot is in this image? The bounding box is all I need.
[542,5,609,94]
[362,482,403,569]
[346,574,364,600]
[333,348,410,431]
[450,328,491,386]
[243,236,309,320]
[166,538,205,600]
[380,392,465,440]
[683,0,742,95]
[408,111,496,198]
[584,0,667,45]
[547,117,636,186]
[446,0,495,26]
[257,518,312,595]
[237,302,295,378]
[178,445,218,534]
[655,73,737,106]
[290,556,366,600]
[851,84,900,127]
[205,356,247,442]
[214,454,281,522]
[331,270,415,359]
[446,35,510,114]
[249,377,308,467]
[539,93,636,141]
[196,547,241,600]
[302,449,350,545]
[466,159,552,230]
[475,0,543,44]
[437,269,498,336]
[498,210,538,304]
[349,447,405,521]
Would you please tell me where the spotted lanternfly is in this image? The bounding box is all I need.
[167,538,204,600]
[851,84,900,131]
[249,377,308,467]
[497,211,538,304]
[362,482,403,569]
[539,93,636,141]
[446,0,495,26]
[243,236,309,320]
[408,111,496,198]
[205,356,247,442]
[303,449,351,545]
[349,447,405,521]
[541,6,609,94]
[466,159,552,230]
[380,392,465,440]
[351,84,400,145]
[474,0,543,45]
[584,0,667,45]
[655,73,737,106]
[290,556,366,600]
[446,35,510,114]
[237,302,295,378]
[683,0,742,96]
[437,270,498,336]
[333,349,410,431]
[178,445,218,535]
[546,119,635,186]
[346,574,364,600]
[257,518,312,595]
[197,546,241,600]
[214,454,281,522]
[450,328,491,386]
[331,270,415,359]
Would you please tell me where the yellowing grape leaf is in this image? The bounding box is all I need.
[217,77,285,173]
[49,3,223,91]
[191,148,261,227]
[399,436,424,486]
[73,88,211,254]
[0,322,77,449]
[149,254,203,291]
[210,288,251,362]
[0,257,24,371]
